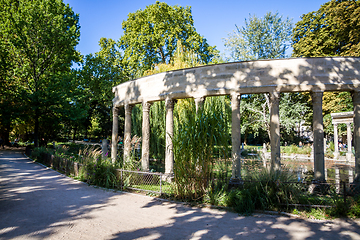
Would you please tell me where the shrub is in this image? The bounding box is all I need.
[30,147,52,163]
[348,195,360,218]
[206,168,306,214]
[83,159,119,189]
[243,168,304,211]
[226,188,255,214]
[281,144,312,155]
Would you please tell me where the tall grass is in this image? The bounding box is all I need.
[206,168,305,214]
[78,145,102,164]
[172,97,231,201]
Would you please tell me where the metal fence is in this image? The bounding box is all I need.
[117,169,171,195]
[27,148,358,205]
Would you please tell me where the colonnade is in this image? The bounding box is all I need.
[331,111,354,160]
[110,57,360,183]
[111,90,360,183]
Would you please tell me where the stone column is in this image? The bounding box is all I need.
[349,168,354,184]
[262,143,267,167]
[346,122,353,163]
[352,90,360,181]
[347,123,352,153]
[324,168,328,181]
[230,93,241,181]
[335,166,340,193]
[324,138,327,153]
[111,106,119,163]
[124,104,133,162]
[195,96,205,113]
[270,92,281,171]
[102,139,108,159]
[311,91,325,181]
[333,123,339,159]
[165,98,174,176]
[141,102,152,171]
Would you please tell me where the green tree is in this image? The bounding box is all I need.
[0,0,80,146]
[224,12,309,143]
[292,0,359,136]
[224,12,293,61]
[80,38,128,139]
[292,0,360,57]
[322,92,353,136]
[119,1,218,76]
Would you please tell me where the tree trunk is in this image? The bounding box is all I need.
[2,122,10,146]
[34,108,39,147]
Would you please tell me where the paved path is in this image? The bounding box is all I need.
[1,149,360,240]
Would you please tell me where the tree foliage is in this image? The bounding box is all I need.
[119,1,218,76]
[0,0,80,146]
[292,0,359,137]
[80,38,128,139]
[322,92,353,136]
[224,12,293,61]
[292,0,360,57]
[224,12,309,143]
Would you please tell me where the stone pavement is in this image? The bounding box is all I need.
[1,149,360,240]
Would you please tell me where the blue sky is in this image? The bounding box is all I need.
[63,0,327,58]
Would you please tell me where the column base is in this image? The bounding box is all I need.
[333,152,340,160]
[228,178,244,190]
[308,180,329,194]
[162,173,174,183]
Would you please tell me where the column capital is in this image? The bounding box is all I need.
[194,96,205,103]
[142,101,152,112]
[165,98,174,110]
[352,91,360,105]
[113,106,119,115]
[352,90,360,102]
[311,91,324,103]
[124,104,133,114]
[194,96,205,112]
[230,92,241,101]
[269,91,280,105]
[269,91,280,99]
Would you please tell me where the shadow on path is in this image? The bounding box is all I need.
[0,149,115,239]
[111,197,360,239]
[1,149,360,240]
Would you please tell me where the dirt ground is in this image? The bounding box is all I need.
[1,149,360,240]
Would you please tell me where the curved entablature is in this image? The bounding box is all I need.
[112,57,360,107]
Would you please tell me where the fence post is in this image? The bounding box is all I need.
[160,173,162,195]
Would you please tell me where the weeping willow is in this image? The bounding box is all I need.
[149,101,166,160]
[131,104,142,137]
[131,102,166,161]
